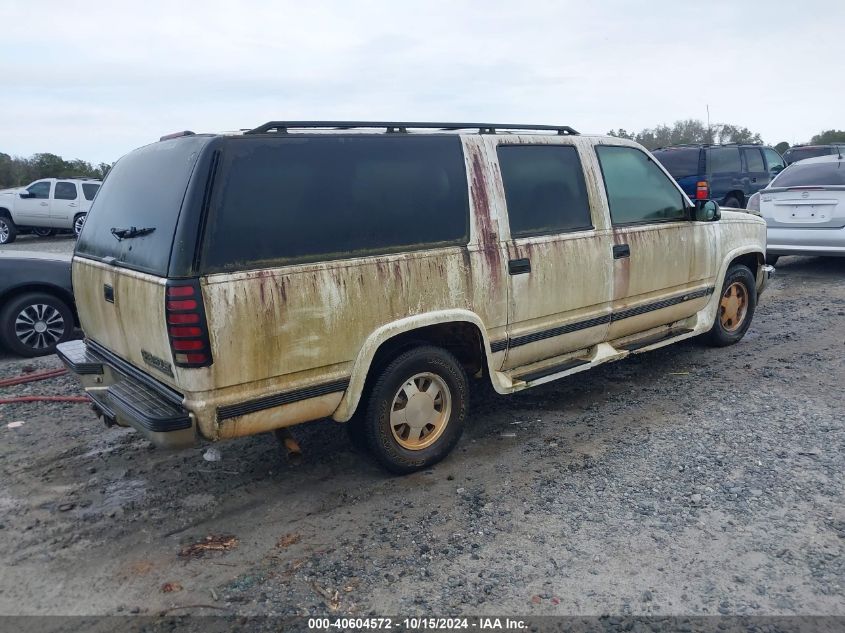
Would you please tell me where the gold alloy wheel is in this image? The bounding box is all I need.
[389,372,452,450]
[719,281,749,332]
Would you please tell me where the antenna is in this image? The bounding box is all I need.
[706,104,711,144]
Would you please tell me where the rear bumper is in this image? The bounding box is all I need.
[767,226,845,256]
[56,339,197,448]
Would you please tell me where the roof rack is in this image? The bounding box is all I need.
[244,121,579,136]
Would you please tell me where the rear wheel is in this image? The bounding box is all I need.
[363,346,468,474]
[706,265,757,347]
[32,227,56,238]
[0,215,17,245]
[73,213,86,237]
[0,292,74,357]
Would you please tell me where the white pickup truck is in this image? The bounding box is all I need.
[0,178,101,244]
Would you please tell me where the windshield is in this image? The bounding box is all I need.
[652,148,701,179]
[75,136,210,275]
[772,160,845,187]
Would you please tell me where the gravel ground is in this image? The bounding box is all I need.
[0,253,842,620]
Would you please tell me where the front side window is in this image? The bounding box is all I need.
[26,181,51,199]
[708,147,741,173]
[596,145,687,225]
[743,148,765,172]
[497,145,592,237]
[82,183,100,200]
[54,182,78,200]
[763,149,785,174]
[202,135,470,271]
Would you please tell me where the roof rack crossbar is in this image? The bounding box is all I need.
[245,121,579,136]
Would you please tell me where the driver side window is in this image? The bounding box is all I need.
[27,181,52,199]
[596,146,687,225]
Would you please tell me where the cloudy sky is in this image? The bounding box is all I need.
[1,0,842,164]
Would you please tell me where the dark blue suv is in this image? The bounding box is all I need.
[652,144,786,208]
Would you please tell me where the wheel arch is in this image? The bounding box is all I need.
[0,284,78,326]
[332,310,496,422]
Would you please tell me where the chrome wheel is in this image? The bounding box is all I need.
[389,372,452,450]
[74,214,86,236]
[15,303,66,350]
[719,281,748,332]
[0,219,9,244]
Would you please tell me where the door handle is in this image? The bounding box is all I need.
[613,244,630,259]
[508,258,531,275]
[750,177,757,183]
[40,202,48,206]
[69,203,77,207]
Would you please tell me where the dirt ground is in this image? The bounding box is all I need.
[0,252,842,620]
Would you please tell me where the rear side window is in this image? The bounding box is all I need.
[27,181,51,199]
[652,148,701,179]
[743,148,765,172]
[784,147,831,164]
[82,183,100,200]
[708,147,741,173]
[497,145,592,237]
[772,161,845,187]
[596,145,687,225]
[202,136,469,271]
[55,182,77,200]
[75,136,210,276]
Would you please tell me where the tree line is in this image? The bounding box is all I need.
[0,152,111,190]
[607,120,845,154]
[3,125,844,190]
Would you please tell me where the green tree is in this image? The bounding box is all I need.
[606,119,764,150]
[0,151,111,188]
[809,130,845,144]
[774,141,790,154]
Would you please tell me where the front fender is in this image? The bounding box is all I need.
[331,309,495,422]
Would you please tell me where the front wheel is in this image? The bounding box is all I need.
[364,346,468,474]
[0,215,17,244]
[32,227,56,238]
[706,264,757,347]
[73,213,86,237]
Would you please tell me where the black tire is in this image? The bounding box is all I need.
[73,213,86,237]
[364,346,468,474]
[32,227,56,237]
[766,254,780,266]
[0,292,75,357]
[723,195,741,209]
[0,214,17,245]
[706,265,757,347]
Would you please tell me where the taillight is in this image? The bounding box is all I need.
[165,280,213,368]
[695,180,709,200]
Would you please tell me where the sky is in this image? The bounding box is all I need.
[1,0,843,165]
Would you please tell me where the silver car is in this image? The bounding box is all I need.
[747,154,845,264]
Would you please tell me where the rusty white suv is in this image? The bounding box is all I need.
[58,122,774,473]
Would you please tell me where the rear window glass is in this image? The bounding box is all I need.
[707,147,741,173]
[75,137,209,275]
[497,145,592,237]
[783,147,832,164]
[772,161,845,187]
[744,148,765,172]
[82,183,100,200]
[652,148,701,179]
[202,136,469,272]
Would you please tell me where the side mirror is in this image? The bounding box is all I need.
[695,199,720,222]
[19,191,33,199]
[770,165,785,175]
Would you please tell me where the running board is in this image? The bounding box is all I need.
[618,328,694,352]
[516,358,591,383]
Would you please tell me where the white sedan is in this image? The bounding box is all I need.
[748,153,845,265]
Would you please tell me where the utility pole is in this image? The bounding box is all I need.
[706,104,711,143]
